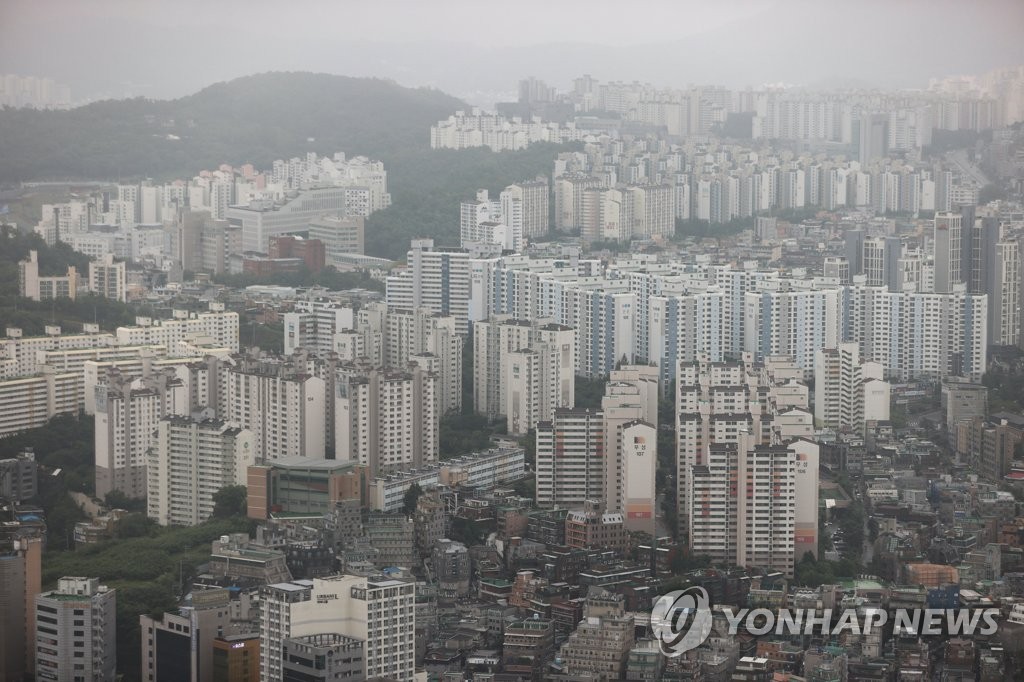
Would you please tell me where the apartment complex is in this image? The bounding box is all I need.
[94,368,189,499]
[334,364,438,477]
[473,317,575,435]
[146,417,256,526]
[386,239,476,335]
[18,250,79,301]
[689,438,799,577]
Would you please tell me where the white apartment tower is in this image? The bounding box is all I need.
[114,310,240,353]
[501,178,550,240]
[461,189,522,252]
[376,305,463,415]
[88,254,127,303]
[813,343,890,434]
[260,576,416,682]
[675,357,810,541]
[473,317,575,431]
[226,359,326,462]
[35,577,116,682]
[991,240,1021,346]
[536,408,605,508]
[602,366,659,535]
[504,324,575,435]
[147,417,256,526]
[386,239,472,334]
[334,365,438,477]
[689,437,798,577]
[95,368,189,499]
[535,369,658,527]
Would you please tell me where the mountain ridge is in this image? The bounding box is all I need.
[0,71,468,183]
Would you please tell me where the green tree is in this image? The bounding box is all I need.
[211,485,248,519]
[403,482,424,516]
[574,376,607,409]
[117,513,156,539]
[105,490,146,513]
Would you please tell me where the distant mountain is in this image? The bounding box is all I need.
[0,72,468,183]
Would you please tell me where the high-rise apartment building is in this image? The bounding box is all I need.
[114,310,240,353]
[991,239,1021,346]
[460,189,522,252]
[863,236,902,289]
[555,173,606,231]
[844,229,865,278]
[352,303,464,415]
[35,577,117,682]
[283,299,354,356]
[386,239,473,334]
[259,575,416,682]
[147,417,256,526]
[95,368,189,499]
[743,286,844,377]
[858,113,889,164]
[536,408,605,508]
[848,286,987,381]
[689,436,798,577]
[814,343,890,434]
[334,364,438,477]
[535,370,657,530]
[473,317,575,430]
[675,356,812,547]
[501,178,550,240]
[503,327,574,436]
[88,254,127,302]
[823,257,850,283]
[226,358,326,462]
[601,366,658,534]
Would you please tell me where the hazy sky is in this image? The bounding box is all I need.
[3,0,1024,105]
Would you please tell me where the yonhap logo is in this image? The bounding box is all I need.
[650,587,713,656]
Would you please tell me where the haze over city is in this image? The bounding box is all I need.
[3,0,1024,105]
[5,1,1024,682]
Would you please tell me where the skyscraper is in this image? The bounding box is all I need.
[536,408,605,508]
[501,178,550,240]
[990,239,1021,346]
[814,343,890,435]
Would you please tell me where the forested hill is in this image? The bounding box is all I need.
[0,72,467,183]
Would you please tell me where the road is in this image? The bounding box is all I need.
[947,149,989,187]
